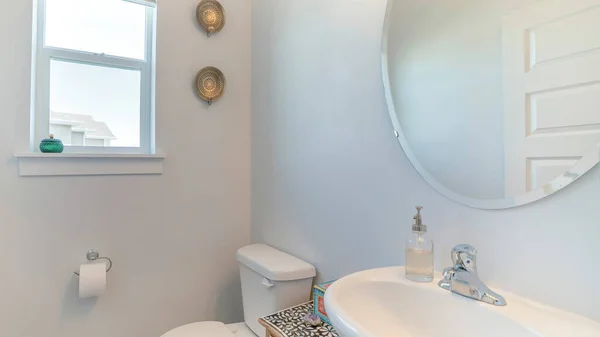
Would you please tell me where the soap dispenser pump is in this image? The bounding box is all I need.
[405,206,434,282]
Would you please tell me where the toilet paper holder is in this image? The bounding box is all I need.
[73,250,113,276]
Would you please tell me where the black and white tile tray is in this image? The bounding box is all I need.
[261,302,339,337]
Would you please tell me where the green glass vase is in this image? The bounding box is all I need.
[39,134,64,153]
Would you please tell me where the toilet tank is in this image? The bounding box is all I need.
[236,244,316,335]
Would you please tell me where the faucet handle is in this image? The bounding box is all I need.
[451,244,478,273]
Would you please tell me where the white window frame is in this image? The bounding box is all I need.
[32,0,156,154]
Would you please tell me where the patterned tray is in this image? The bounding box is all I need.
[259,302,339,337]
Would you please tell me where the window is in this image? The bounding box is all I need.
[32,0,156,154]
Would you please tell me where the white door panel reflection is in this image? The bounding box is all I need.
[384,0,600,208]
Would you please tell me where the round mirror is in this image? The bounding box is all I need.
[383,0,600,209]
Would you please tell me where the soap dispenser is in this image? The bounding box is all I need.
[405,206,434,282]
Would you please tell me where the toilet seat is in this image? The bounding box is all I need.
[161,322,235,337]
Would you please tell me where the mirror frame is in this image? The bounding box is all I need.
[381,0,600,209]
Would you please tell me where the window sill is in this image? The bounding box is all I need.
[14,152,165,177]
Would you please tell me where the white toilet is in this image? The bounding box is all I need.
[161,244,316,337]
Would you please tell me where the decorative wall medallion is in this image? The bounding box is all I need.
[196,0,225,37]
[195,66,226,105]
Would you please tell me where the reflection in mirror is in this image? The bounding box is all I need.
[384,0,600,208]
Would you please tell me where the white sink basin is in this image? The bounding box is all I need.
[324,267,600,337]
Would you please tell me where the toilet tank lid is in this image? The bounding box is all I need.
[236,244,316,281]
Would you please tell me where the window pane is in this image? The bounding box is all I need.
[45,0,147,60]
[49,60,141,148]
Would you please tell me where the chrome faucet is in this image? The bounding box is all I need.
[438,245,507,306]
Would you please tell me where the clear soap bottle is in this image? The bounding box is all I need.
[405,206,434,282]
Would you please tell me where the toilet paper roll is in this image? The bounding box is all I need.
[78,263,107,299]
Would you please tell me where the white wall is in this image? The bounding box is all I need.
[252,0,600,323]
[1,0,251,337]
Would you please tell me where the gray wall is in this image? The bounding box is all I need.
[252,0,600,322]
[1,0,251,336]
[85,138,105,147]
[71,131,84,146]
[50,124,73,145]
